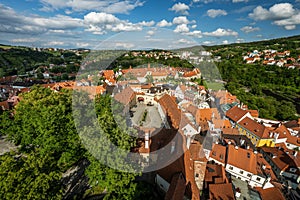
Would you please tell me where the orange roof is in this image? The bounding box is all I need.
[248,110,259,118]
[209,144,226,165]
[74,85,106,97]
[158,94,181,129]
[183,68,200,77]
[238,117,268,138]
[0,101,9,110]
[212,119,231,129]
[196,108,220,124]
[205,163,228,184]
[226,106,248,123]
[227,145,257,174]
[260,146,300,173]
[209,183,235,200]
[215,90,238,105]
[255,187,285,200]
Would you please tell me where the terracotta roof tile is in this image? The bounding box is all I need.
[165,173,186,200]
[238,117,268,138]
[205,163,228,184]
[226,106,248,123]
[209,183,235,200]
[209,144,226,165]
[255,187,285,200]
[196,108,220,124]
[227,145,257,174]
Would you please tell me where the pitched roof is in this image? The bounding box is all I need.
[209,183,235,200]
[196,108,220,124]
[212,119,231,129]
[209,144,226,165]
[226,106,248,123]
[238,117,268,138]
[114,86,135,105]
[260,146,300,174]
[255,187,285,200]
[227,145,257,174]
[158,94,181,129]
[205,163,228,184]
[165,173,186,200]
[248,110,259,118]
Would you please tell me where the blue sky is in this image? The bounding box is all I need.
[0,0,300,49]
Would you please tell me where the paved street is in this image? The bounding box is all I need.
[131,103,163,129]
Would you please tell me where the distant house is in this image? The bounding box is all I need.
[260,146,300,190]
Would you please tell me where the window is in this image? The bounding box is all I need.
[240,170,244,174]
[220,154,223,160]
[247,152,250,158]
[229,166,233,170]
[256,177,261,181]
[247,173,251,177]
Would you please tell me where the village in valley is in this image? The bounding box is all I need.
[1,48,299,200]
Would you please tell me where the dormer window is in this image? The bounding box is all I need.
[290,168,297,173]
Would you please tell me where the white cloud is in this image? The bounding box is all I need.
[46,41,65,46]
[203,28,238,37]
[174,24,189,33]
[147,30,155,36]
[114,42,135,49]
[240,26,260,33]
[39,0,144,14]
[202,41,215,45]
[249,3,300,30]
[232,0,248,3]
[273,12,300,30]
[138,20,155,27]
[156,19,172,27]
[207,9,227,18]
[222,40,229,44]
[169,2,190,15]
[249,3,295,20]
[84,12,119,24]
[191,24,197,29]
[11,38,39,43]
[236,38,245,43]
[173,16,190,24]
[185,30,202,38]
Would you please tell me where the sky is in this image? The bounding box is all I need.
[0,0,300,49]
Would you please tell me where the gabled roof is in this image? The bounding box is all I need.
[238,117,268,138]
[209,144,226,165]
[158,94,181,129]
[260,146,300,174]
[209,183,235,200]
[226,106,249,123]
[227,145,257,174]
[255,186,285,200]
[196,108,220,124]
[165,173,186,200]
[114,86,135,105]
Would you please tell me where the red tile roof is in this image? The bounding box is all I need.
[226,106,248,123]
[196,108,220,124]
[255,187,285,200]
[165,173,186,200]
[158,94,181,129]
[205,163,228,185]
[209,144,226,165]
[209,183,235,200]
[238,117,269,138]
[227,145,257,174]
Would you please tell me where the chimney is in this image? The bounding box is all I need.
[254,150,258,154]
[262,164,266,170]
[187,136,191,149]
[235,146,239,150]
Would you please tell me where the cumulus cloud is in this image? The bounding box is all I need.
[207,9,227,18]
[156,19,172,27]
[240,26,260,33]
[84,12,119,24]
[185,30,202,38]
[222,40,229,44]
[203,28,238,37]
[0,4,84,35]
[169,2,190,15]
[174,24,189,33]
[39,0,144,14]
[173,16,190,24]
[249,3,300,30]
